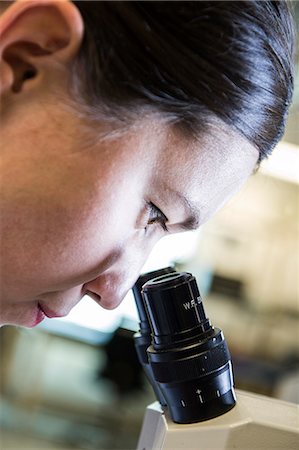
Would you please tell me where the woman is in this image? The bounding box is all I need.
[0,1,295,327]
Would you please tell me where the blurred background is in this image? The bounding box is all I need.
[1,10,299,450]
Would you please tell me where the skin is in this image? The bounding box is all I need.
[0,1,259,327]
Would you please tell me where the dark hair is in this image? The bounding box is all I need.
[72,1,295,161]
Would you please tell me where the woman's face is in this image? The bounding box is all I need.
[0,99,258,326]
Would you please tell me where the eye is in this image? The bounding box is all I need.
[146,202,169,232]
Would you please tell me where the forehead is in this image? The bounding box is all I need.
[140,119,258,226]
[88,116,258,224]
[153,120,258,189]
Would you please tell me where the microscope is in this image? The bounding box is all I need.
[132,268,299,450]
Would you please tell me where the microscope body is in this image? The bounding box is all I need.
[133,271,298,450]
[137,389,299,450]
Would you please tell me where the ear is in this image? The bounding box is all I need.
[0,0,84,95]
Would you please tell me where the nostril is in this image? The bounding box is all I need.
[85,290,102,304]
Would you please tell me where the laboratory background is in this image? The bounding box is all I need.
[1,7,299,450]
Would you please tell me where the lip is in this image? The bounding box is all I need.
[38,302,66,319]
[31,305,46,327]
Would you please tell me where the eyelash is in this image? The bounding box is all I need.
[146,202,169,232]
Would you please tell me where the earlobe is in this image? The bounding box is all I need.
[0,0,84,95]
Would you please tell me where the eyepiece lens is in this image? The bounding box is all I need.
[142,272,209,347]
[132,267,175,333]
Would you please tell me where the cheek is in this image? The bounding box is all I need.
[2,146,148,300]
[50,189,145,285]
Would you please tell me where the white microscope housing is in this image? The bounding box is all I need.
[137,389,299,450]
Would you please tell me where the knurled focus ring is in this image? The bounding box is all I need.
[149,342,231,383]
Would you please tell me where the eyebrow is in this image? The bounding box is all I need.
[171,192,201,231]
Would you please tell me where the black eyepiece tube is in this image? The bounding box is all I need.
[132,267,176,406]
[142,272,236,424]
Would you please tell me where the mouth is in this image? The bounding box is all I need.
[38,302,66,319]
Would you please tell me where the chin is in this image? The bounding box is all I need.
[0,303,45,328]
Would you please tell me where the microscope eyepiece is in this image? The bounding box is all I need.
[142,272,236,424]
[132,266,176,406]
[132,267,176,335]
[142,272,211,348]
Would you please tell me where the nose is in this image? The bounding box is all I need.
[83,236,158,310]
[83,272,133,310]
[83,264,147,310]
